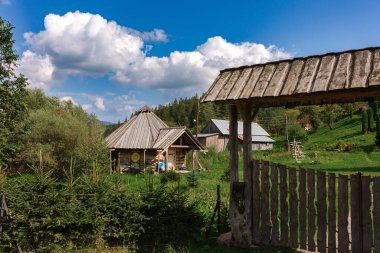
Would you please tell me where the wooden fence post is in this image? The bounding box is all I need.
[361,176,372,252]
[338,175,349,253]
[350,173,362,253]
[317,171,327,253]
[328,173,336,253]
[252,159,261,245]
[307,169,316,251]
[299,168,307,250]
[279,164,289,246]
[260,160,270,245]
[289,168,298,248]
[373,177,380,253]
[270,163,279,246]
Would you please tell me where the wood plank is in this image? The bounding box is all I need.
[204,71,232,101]
[295,57,320,94]
[307,169,316,252]
[373,177,380,253]
[270,163,279,246]
[312,55,337,92]
[338,175,349,253]
[329,53,352,90]
[260,160,270,244]
[350,174,361,253]
[227,68,253,100]
[289,167,298,248]
[328,174,336,253]
[216,70,242,100]
[280,60,304,96]
[241,66,263,98]
[279,164,289,246]
[369,49,380,87]
[317,171,327,253]
[350,50,372,88]
[252,159,261,245]
[263,62,290,97]
[299,168,307,250]
[361,176,373,252]
[251,64,276,97]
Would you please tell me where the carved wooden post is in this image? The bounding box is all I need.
[229,104,240,243]
[242,106,253,246]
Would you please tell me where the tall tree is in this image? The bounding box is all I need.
[0,17,28,166]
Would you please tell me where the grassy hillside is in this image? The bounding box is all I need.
[256,115,380,175]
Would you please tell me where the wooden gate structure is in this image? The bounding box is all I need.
[250,160,380,252]
[201,47,380,251]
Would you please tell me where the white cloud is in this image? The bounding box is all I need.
[60,96,77,105]
[95,97,105,111]
[18,11,291,95]
[17,50,55,90]
[82,104,93,111]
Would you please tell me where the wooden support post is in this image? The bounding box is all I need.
[229,104,240,244]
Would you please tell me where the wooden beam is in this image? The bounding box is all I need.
[171,145,191,148]
[229,104,241,245]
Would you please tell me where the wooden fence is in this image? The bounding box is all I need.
[251,160,380,253]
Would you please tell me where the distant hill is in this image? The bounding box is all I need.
[100,120,115,126]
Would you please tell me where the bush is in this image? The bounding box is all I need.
[139,188,204,251]
[160,170,180,184]
[289,123,308,142]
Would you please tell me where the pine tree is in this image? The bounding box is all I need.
[362,110,368,134]
[187,170,199,188]
[376,114,380,146]
[367,109,373,132]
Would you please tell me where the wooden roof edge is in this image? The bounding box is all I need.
[205,86,380,107]
[219,46,380,73]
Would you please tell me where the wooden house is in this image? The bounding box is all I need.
[197,119,274,152]
[106,106,203,172]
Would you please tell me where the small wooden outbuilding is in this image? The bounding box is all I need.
[198,119,274,152]
[106,106,203,172]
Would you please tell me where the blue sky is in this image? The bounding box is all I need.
[1,0,380,122]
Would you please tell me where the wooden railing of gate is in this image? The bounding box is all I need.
[251,160,380,253]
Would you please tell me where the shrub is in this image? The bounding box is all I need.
[139,188,204,251]
[187,170,199,188]
[160,170,180,184]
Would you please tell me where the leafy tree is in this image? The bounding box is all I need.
[362,110,368,134]
[289,123,308,141]
[17,90,108,173]
[0,17,28,166]
[320,104,342,130]
[298,106,321,130]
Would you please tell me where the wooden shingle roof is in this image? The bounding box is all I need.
[201,47,380,107]
[106,106,204,150]
[106,107,168,149]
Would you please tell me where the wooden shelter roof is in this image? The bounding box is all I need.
[153,127,203,150]
[106,106,204,150]
[201,47,380,107]
[106,106,168,149]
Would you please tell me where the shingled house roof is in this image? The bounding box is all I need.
[106,106,203,150]
[201,47,380,107]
